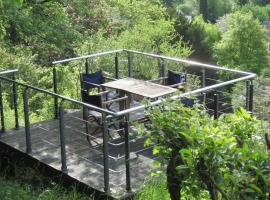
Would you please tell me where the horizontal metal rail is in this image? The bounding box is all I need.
[0,69,19,75]
[0,73,116,116]
[50,49,256,118]
[113,73,256,117]
[52,49,124,65]
[124,49,255,76]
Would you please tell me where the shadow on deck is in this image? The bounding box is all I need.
[0,111,156,199]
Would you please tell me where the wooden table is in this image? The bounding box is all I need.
[101,78,177,99]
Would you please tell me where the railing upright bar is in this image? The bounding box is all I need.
[59,104,68,173]
[102,117,109,193]
[248,81,254,113]
[85,59,89,74]
[214,93,219,119]
[12,72,19,129]
[23,88,32,154]
[201,68,206,88]
[53,66,59,119]
[246,80,250,110]
[124,119,131,192]
[127,52,132,77]
[0,82,5,133]
[115,53,119,79]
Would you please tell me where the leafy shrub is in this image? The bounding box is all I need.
[144,98,270,200]
[214,11,269,74]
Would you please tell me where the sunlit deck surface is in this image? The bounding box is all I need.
[0,109,155,199]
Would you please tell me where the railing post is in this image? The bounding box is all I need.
[85,58,89,74]
[0,82,5,134]
[53,66,58,119]
[12,73,19,129]
[103,117,109,194]
[59,104,67,173]
[202,92,206,105]
[127,52,132,77]
[124,119,131,192]
[246,80,250,110]
[201,68,206,88]
[248,81,254,113]
[115,53,119,79]
[23,88,32,154]
[213,92,219,119]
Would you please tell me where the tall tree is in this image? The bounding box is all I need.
[199,0,208,21]
[214,11,269,74]
[236,0,249,5]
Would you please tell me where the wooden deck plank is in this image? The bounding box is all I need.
[0,111,155,199]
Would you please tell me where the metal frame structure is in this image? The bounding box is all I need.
[0,49,256,197]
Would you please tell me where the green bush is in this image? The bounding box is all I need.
[214,11,269,74]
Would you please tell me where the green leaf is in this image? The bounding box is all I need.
[153,146,160,155]
[248,184,262,193]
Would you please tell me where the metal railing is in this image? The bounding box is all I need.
[0,49,256,197]
[50,49,256,195]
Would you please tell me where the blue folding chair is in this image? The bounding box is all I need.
[167,70,186,88]
[80,71,124,145]
[181,94,205,108]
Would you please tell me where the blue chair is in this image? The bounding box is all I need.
[181,94,204,108]
[80,71,124,144]
[80,71,117,106]
[167,70,186,87]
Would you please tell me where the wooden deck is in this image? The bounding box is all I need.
[0,110,156,199]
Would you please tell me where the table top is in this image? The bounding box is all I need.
[101,78,177,99]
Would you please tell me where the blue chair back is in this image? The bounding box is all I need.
[167,70,186,85]
[181,94,204,108]
[81,71,103,90]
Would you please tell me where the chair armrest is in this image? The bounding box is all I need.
[148,77,167,83]
[104,76,117,81]
[81,80,101,88]
[168,82,186,88]
[94,90,111,96]
[103,96,129,105]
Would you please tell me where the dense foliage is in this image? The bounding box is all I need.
[214,11,269,74]
[144,100,270,200]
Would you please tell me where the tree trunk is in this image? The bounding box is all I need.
[197,157,218,200]
[166,150,183,200]
[199,0,208,21]
[265,133,270,150]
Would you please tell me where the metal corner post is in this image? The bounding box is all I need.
[127,51,132,77]
[248,81,254,113]
[12,73,19,129]
[23,88,32,154]
[115,53,119,79]
[124,119,131,192]
[0,81,5,134]
[53,66,59,119]
[102,117,109,194]
[59,104,68,173]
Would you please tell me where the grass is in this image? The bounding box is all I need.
[0,170,172,200]
[0,175,169,200]
[135,175,171,200]
[0,176,93,200]
[0,172,212,200]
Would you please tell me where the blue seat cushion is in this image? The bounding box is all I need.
[181,94,204,108]
[167,70,186,85]
[82,71,103,90]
